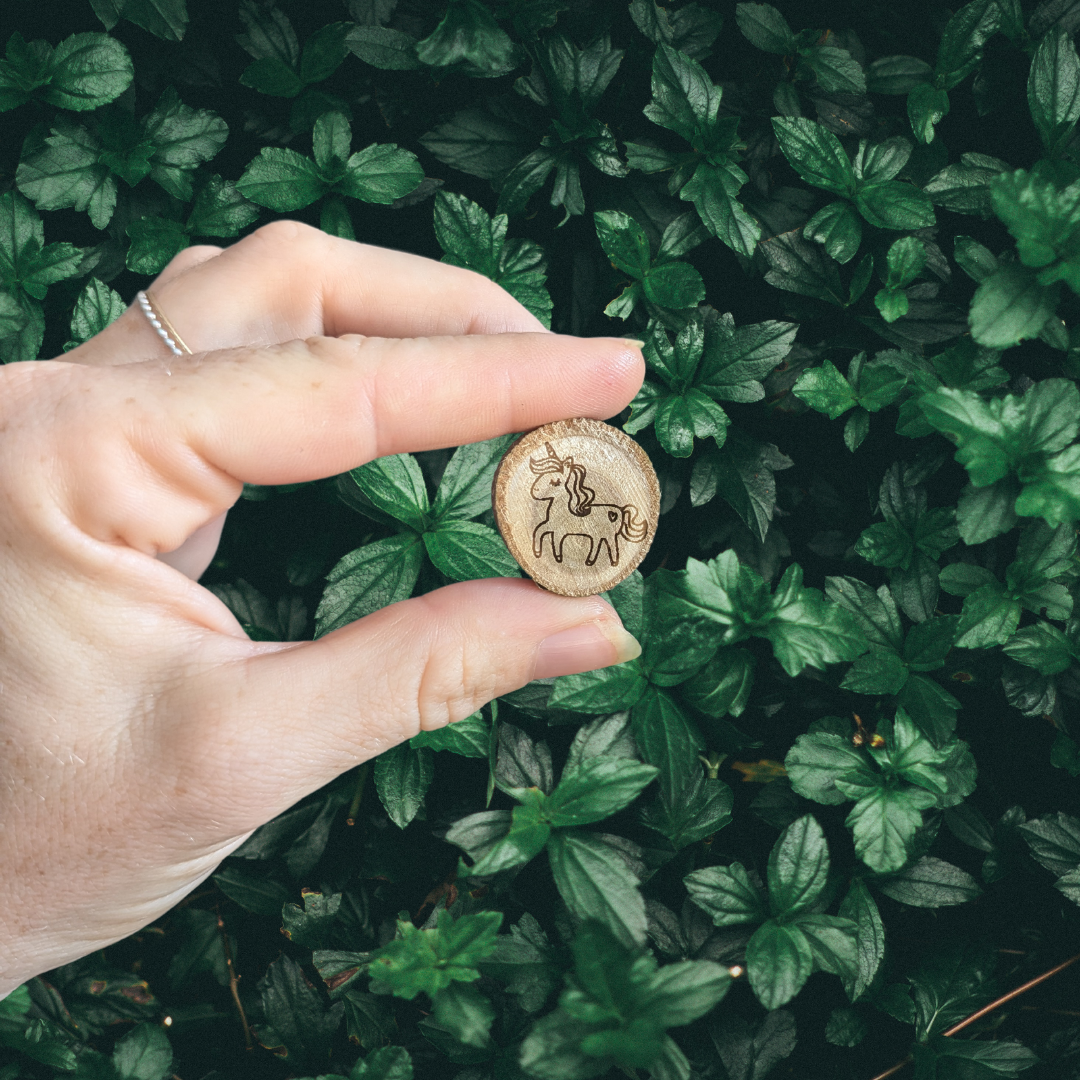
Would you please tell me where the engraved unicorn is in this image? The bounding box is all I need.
[528,442,648,567]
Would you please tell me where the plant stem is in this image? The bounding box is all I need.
[346,762,369,826]
[217,906,252,1050]
[867,950,1080,1080]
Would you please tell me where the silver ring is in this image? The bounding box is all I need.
[136,290,192,357]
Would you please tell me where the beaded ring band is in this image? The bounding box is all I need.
[136,290,193,358]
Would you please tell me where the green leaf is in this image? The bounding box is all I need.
[631,688,704,804]
[369,909,503,999]
[955,584,1021,648]
[236,146,328,210]
[969,263,1059,349]
[868,54,933,94]
[896,673,961,744]
[855,181,935,230]
[795,913,859,980]
[926,153,1011,217]
[283,890,342,949]
[771,117,855,197]
[683,647,755,717]
[907,83,950,145]
[346,24,421,69]
[643,42,721,145]
[786,732,876,806]
[735,3,795,54]
[763,563,868,677]
[465,799,550,876]
[67,277,124,348]
[314,535,423,636]
[925,1035,1038,1077]
[1028,26,1080,154]
[549,661,648,713]
[827,576,905,652]
[1015,444,1080,526]
[167,908,227,990]
[801,44,866,95]
[847,785,936,873]
[142,87,228,200]
[841,649,909,695]
[374,743,434,829]
[767,814,829,917]
[42,32,133,112]
[745,921,813,1010]
[212,866,291,916]
[956,480,1020,544]
[875,856,982,907]
[351,454,429,531]
[111,1024,173,1080]
[564,713,640,773]
[257,953,343,1065]
[425,982,495,1054]
[838,880,885,1001]
[712,1010,797,1080]
[684,861,767,926]
[804,200,863,264]
[351,1046,414,1079]
[1018,811,1080,875]
[416,0,515,74]
[642,260,706,309]
[188,174,259,237]
[411,711,490,758]
[126,215,188,275]
[681,161,762,257]
[299,22,350,85]
[935,0,1000,86]
[547,830,647,947]
[117,0,189,43]
[643,771,734,849]
[424,521,518,581]
[792,359,856,419]
[241,55,304,96]
[760,229,846,306]
[1003,621,1075,674]
[339,142,424,205]
[546,758,658,827]
[16,116,117,228]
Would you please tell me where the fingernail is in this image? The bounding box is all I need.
[622,338,646,348]
[533,621,642,680]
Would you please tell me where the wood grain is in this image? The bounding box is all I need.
[492,418,660,597]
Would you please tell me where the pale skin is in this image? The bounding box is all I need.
[0,221,645,996]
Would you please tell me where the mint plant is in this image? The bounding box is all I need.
[5,2,1080,1078]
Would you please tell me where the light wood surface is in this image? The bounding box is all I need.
[492,418,660,597]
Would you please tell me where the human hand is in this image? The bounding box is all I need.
[0,222,644,994]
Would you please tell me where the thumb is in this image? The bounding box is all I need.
[174,578,640,828]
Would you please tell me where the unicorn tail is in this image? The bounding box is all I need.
[619,504,648,543]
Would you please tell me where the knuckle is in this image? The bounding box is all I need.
[410,594,503,732]
[247,218,319,250]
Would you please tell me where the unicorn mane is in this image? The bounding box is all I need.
[529,442,595,516]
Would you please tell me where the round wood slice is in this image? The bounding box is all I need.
[492,418,660,597]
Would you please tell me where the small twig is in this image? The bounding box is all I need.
[216,906,252,1051]
[346,762,369,826]
[941,951,1080,1037]
[868,1059,911,1080]
[868,950,1080,1080]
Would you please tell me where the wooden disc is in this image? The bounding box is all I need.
[492,418,660,597]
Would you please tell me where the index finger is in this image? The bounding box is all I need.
[75,222,550,367]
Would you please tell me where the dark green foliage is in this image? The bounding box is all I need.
[5,2,1080,1079]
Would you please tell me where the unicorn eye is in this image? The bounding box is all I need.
[550,478,560,485]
